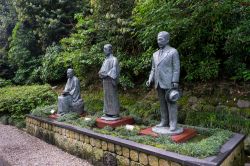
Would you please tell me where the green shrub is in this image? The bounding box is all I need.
[40,44,66,83]
[0,84,57,126]
[0,78,12,88]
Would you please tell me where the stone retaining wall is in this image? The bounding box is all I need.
[26,115,245,166]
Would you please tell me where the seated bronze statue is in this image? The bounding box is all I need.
[58,68,84,115]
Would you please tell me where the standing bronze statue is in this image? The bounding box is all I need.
[146,31,183,135]
[99,44,120,120]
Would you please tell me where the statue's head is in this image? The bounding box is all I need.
[103,44,112,56]
[157,31,170,49]
[67,68,74,78]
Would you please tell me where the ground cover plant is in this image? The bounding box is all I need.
[34,110,233,158]
[31,86,236,159]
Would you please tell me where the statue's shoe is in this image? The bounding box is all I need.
[156,121,168,127]
[170,126,176,131]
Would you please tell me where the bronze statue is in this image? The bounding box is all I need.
[99,44,120,120]
[58,68,84,115]
[146,31,182,135]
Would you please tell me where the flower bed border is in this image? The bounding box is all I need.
[26,115,245,166]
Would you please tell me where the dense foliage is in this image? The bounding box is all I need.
[0,85,57,127]
[0,0,16,49]
[13,0,88,51]
[132,0,250,81]
[0,0,16,79]
[0,77,12,87]
[8,22,41,84]
[0,0,249,85]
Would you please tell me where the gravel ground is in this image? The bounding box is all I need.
[0,124,92,166]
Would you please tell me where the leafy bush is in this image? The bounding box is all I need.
[40,44,66,83]
[0,85,57,125]
[44,0,138,87]
[132,0,250,81]
[13,0,88,51]
[0,78,12,88]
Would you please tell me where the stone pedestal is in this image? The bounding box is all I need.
[96,117,134,128]
[171,128,197,143]
[140,127,197,143]
[152,126,183,136]
[48,114,60,119]
[139,127,158,137]
[100,116,121,121]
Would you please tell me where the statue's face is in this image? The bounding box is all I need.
[67,70,74,78]
[157,34,169,49]
[103,46,111,56]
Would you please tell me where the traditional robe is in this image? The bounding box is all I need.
[58,76,84,114]
[99,54,120,116]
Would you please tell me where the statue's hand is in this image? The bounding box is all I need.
[146,80,151,87]
[172,83,179,88]
[99,73,107,79]
[112,79,117,86]
[62,91,69,96]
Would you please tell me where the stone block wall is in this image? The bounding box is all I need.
[26,116,245,166]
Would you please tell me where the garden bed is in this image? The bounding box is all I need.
[26,115,245,166]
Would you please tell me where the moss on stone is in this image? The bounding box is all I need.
[116,155,130,166]
[139,153,148,165]
[130,150,139,162]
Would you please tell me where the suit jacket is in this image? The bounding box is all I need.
[148,46,180,89]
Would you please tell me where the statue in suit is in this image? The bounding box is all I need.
[99,44,120,120]
[146,31,182,134]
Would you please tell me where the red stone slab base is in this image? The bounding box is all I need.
[139,127,159,137]
[96,117,134,128]
[171,128,197,143]
[139,127,197,143]
[48,114,60,119]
